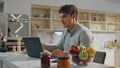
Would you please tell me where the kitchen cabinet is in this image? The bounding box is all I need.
[31,5,63,36]
[31,5,64,29]
[0,13,6,35]
[115,50,120,68]
[0,2,4,12]
[97,49,115,66]
[31,5,51,29]
[106,14,120,32]
[104,50,115,66]
[78,10,90,29]
[6,13,30,37]
[0,60,1,68]
[31,5,120,36]
[90,12,106,31]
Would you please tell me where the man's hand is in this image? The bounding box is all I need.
[52,49,69,57]
[72,55,80,64]
[82,55,92,64]
[72,55,92,65]
[42,44,50,51]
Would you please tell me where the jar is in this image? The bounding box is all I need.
[57,56,70,68]
[40,52,51,68]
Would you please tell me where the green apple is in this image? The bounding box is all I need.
[78,48,88,60]
[79,45,86,51]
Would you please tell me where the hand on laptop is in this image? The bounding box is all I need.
[43,49,52,55]
[42,44,50,51]
[52,49,69,57]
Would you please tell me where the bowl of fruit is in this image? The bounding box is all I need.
[68,44,96,65]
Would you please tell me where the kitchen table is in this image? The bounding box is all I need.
[0,52,114,68]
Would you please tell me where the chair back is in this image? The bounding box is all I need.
[93,51,106,64]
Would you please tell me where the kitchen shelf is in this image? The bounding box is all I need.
[32,28,63,31]
[106,13,120,32]
[31,5,120,36]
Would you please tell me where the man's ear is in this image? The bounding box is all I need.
[72,13,77,19]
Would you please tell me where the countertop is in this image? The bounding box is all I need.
[0,52,114,68]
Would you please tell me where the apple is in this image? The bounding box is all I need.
[82,56,92,65]
[68,45,80,55]
[78,48,88,60]
[79,45,86,50]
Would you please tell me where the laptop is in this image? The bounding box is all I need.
[22,37,43,58]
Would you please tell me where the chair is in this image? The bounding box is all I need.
[93,51,106,64]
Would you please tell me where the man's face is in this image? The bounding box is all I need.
[59,13,74,28]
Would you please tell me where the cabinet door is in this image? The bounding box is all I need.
[0,60,2,68]
[90,13,106,31]
[7,14,29,37]
[107,14,120,31]
[115,51,120,68]
[0,13,6,35]
[31,5,51,29]
[104,51,114,66]
[0,2,4,12]
[51,9,64,30]
[78,11,90,29]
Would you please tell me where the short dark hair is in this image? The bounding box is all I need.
[59,4,78,16]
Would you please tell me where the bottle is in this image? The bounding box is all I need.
[40,52,51,68]
[0,42,7,52]
[57,56,70,68]
[0,37,8,52]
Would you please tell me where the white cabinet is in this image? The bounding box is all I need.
[0,60,2,68]
[0,13,6,35]
[31,5,120,36]
[115,50,120,68]
[0,2,4,12]
[31,5,63,36]
[97,49,115,66]
[104,50,115,66]
[106,14,120,31]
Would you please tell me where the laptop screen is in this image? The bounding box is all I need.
[23,37,43,58]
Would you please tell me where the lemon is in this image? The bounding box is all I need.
[87,46,96,55]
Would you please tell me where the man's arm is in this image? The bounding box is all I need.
[42,29,67,52]
[79,30,94,47]
[71,29,94,65]
[42,44,51,51]
[42,34,64,52]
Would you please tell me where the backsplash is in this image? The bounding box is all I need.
[93,32,115,50]
[32,30,62,46]
[33,31,117,49]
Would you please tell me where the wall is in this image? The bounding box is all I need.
[4,0,31,14]
[30,0,120,49]
[93,32,115,49]
[32,31,62,46]
[31,0,120,13]
[3,0,120,49]
[3,0,120,14]
[34,31,116,50]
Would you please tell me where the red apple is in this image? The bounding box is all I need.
[68,45,80,55]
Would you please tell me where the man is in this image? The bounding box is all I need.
[42,4,94,54]
[43,4,94,64]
